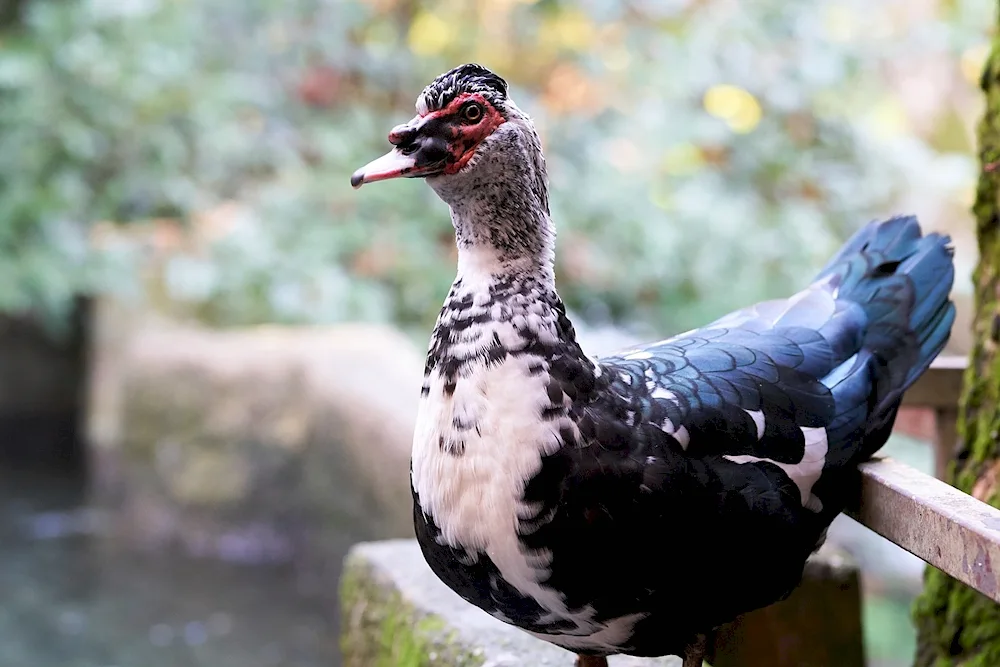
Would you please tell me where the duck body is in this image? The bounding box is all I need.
[352,64,956,663]
[411,216,953,658]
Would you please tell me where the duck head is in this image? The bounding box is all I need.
[351,64,525,190]
[353,64,552,269]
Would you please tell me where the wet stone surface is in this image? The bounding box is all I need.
[0,470,342,667]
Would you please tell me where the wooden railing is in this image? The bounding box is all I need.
[709,355,987,667]
[845,356,1000,602]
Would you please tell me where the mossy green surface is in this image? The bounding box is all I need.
[912,27,1000,667]
[339,551,486,667]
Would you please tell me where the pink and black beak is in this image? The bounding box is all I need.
[351,92,506,189]
[350,116,451,188]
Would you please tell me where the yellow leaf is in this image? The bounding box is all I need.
[961,44,991,85]
[867,99,910,138]
[540,10,596,52]
[408,11,456,56]
[703,84,762,134]
[660,143,704,175]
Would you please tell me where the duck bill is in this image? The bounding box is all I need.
[351,149,440,189]
[351,149,415,188]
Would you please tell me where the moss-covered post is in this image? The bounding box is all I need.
[912,15,1000,667]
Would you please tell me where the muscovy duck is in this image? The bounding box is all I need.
[351,63,956,667]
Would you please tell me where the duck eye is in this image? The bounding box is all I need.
[462,102,483,123]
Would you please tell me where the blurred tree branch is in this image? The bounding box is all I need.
[0,0,28,30]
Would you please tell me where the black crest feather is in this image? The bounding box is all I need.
[418,63,509,114]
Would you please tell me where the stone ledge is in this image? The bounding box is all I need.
[340,539,679,667]
[341,539,865,667]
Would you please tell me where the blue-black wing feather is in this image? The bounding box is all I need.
[597,215,954,511]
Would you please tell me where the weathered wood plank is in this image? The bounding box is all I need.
[900,355,966,409]
[846,457,1000,603]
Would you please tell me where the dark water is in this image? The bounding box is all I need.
[0,470,339,667]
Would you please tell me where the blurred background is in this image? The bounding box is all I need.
[0,0,990,665]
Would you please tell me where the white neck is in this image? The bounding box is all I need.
[455,235,555,290]
[430,115,555,290]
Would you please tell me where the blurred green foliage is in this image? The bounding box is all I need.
[0,0,990,338]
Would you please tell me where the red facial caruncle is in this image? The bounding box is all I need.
[424,92,506,175]
[351,92,506,188]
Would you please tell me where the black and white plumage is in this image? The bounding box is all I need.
[352,64,956,666]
